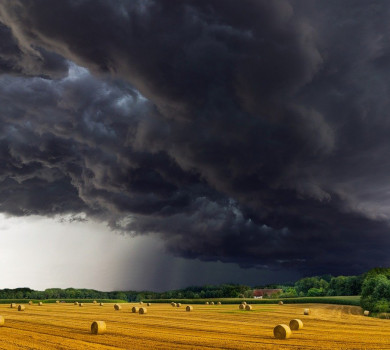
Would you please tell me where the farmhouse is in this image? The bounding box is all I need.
[253,289,282,298]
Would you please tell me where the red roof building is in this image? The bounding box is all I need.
[253,289,282,298]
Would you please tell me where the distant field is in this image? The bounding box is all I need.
[0,299,126,304]
[145,295,361,306]
[0,301,389,349]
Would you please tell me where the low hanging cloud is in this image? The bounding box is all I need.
[0,0,389,276]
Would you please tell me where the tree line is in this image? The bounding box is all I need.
[0,268,388,312]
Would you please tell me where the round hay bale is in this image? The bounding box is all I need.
[217,302,221,305]
[10,303,16,308]
[74,302,79,306]
[278,301,283,305]
[18,305,25,311]
[38,302,43,306]
[242,301,247,305]
[274,324,291,339]
[205,302,209,305]
[147,303,151,306]
[289,319,303,331]
[91,321,106,335]
[79,303,84,307]
[171,302,176,307]
[210,302,215,305]
[0,316,4,326]
[93,300,97,304]
[132,306,139,313]
[245,304,253,311]
[139,307,147,315]
[176,303,181,307]
[28,301,33,305]
[186,305,193,312]
[100,303,104,306]
[364,310,370,316]
[56,300,60,304]
[139,301,143,305]
[303,308,310,315]
[239,304,245,310]
[114,304,121,310]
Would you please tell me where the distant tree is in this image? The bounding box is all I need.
[361,272,390,312]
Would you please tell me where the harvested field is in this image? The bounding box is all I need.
[0,302,389,349]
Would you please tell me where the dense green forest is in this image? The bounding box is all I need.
[1,268,389,312]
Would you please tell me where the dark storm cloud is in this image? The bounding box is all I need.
[0,22,68,77]
[0,0,389,276]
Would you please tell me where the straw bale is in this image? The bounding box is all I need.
[132,306,139,313]
[289,319,303,330]
[91,321,106,335]
[273,324,291,339]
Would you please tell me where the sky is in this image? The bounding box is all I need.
[0,0,389,292]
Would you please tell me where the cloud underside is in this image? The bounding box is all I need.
[0,0,389,275]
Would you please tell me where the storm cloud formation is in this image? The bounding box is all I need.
[0,0,389,277]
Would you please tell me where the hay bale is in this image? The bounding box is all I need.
[93,300,97,304]
[132,306,139,313]
[289,319,303,331]
[273,324,291,339]
[186,305,193,312]
[18,305,25,311]
[364,310,370,316]
[245,304,253,311]
[278,301,283,305]
[205,302,209,305]
[239,304,245,310]
[114,304,122,310]
[176,303,181,307]
[56,300,60,304]
[28,301,33,305]
[79,303,84,307]
[303,308,310,315]
[10,303,16,308]
[74,302,79,306]
[0,316,4,326]
[217,302,221,305]
[147,303,151,306]
[38,302,43,306]
[100,303,104,306]
[210,302,215,305]
[139,307,147,314]
[139,301,143,305]
[242,301,247,305]
[91,321,106,335]
[171,302,176,307]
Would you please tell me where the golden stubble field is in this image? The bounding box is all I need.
[0,302,389,350]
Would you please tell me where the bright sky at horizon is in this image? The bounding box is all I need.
[0,215,296,291]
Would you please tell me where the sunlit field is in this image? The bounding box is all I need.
[0,302,389,349]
